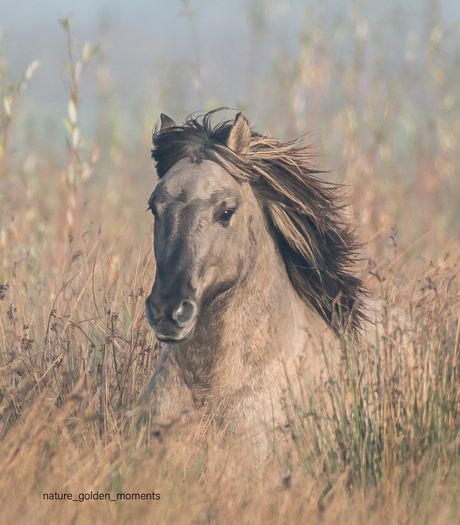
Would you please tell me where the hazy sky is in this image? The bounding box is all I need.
[1,0,459,147]
[3,1,459,84]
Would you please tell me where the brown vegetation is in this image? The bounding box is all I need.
[1,6,460,524]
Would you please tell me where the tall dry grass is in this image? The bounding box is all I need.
[1,5,460,524]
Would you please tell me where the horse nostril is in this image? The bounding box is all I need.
[172,300,197,327]
[145,296,155,326]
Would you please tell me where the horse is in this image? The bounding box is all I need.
[142,109,369,448]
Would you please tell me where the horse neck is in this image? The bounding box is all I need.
[226,221,303,336]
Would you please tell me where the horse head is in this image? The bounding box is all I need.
[145,113,256,342]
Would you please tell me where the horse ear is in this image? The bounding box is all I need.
[159,113,176,132]
[226,113,251,154]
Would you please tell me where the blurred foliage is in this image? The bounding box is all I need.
[0,2,459,523]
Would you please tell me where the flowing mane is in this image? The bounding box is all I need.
[151,109,366,333]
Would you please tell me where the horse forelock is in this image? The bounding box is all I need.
[151,109,367,332]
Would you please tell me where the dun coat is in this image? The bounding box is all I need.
[142,109,374,447]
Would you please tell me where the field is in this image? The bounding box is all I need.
[1,3,460,524]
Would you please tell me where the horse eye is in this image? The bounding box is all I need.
[219,210,235,223]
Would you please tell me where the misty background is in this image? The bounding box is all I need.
[2,1,459,143]
[1,0,459,247]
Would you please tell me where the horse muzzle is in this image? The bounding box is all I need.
[145,295,197,343]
